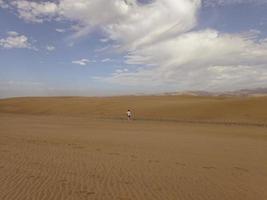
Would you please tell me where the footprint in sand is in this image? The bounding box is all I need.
[130,155,137,159]
[59,179,68,183]
[154,187,163,192]
[67,143,84,149]
[202,166,216,170]
[175,162,186,167]
[89,174,101,179]
[234,167,249,173]
[66,171,77,176]
[59,179,68,187]
[26,175,41,180]
[72,146,84,149]
[108,152,121,156]
[124,181,132,185]
[130,155,138,161]
[26,175,35,179]
[76,190,95,197]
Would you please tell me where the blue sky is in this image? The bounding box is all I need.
[0,0,267,98]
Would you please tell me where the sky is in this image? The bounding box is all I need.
[0,0,267,98]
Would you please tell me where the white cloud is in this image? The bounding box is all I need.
[46,45,55,51]
[6,31,19,36]
[72,59,90,66]
[4,0,267,91]
[102,30,267,91]
[0,0,8,8]
[10,0,58,23]
[114,68,129,73]
[0,31,34,49]
[203,0,267,7]
[3,0,200,51]
[94,45,111,53]
[100,38,109,43]
[101,58,112,63]
[55,28,66,33]
[5,0,200,47]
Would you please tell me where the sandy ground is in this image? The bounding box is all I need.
[0,112,267,200]
[1,96,267,124]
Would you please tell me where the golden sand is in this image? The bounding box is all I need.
[0,96,266,199]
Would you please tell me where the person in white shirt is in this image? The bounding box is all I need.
[127,109,132,120]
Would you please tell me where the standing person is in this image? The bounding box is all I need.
[127,109,132,120]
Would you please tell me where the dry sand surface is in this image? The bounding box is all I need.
[0,96,267,200]
[0,95,267,124]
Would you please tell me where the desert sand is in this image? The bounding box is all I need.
[0,96,267,200]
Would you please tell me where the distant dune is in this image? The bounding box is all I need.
[0,95,267,125]
[164,88,267,97]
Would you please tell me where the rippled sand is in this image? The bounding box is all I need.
[0,113,266,200]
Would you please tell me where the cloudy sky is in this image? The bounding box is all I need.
[0,0,267,97]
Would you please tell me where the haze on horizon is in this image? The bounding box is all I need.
[1,0,267,98]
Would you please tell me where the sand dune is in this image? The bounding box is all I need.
[0,95,267,124]
[0,96,267,199]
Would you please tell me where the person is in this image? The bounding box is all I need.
[126,109,132,120]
